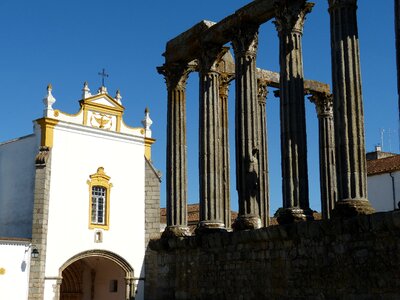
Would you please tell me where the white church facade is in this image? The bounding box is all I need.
[0,83,161,300]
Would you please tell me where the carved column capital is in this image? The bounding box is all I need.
[274,1,314,35]
[257,79,269,104]
[199,45,228,74]
[157,61,196,90]
[219,72,234,98]
[309,91,333,118]
[231,23,259,58]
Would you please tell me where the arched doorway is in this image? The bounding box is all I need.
[59,250,135,300]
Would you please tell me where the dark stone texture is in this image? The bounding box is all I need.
[146,211,400,300]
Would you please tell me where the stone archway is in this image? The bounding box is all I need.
[59,250,135,300]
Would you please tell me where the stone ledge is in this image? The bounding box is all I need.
[149,211,400,251]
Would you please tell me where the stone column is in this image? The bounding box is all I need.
[219,72,234,229]
[28,146,52,300]
[257,79,270,227]
[231,23,262,230]
[274,1,314,224]
[197,46,227,233]
[157,62,194,237]
[309,91,337,219]
[328,0,374,216]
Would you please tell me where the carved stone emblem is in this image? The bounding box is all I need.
[90,112,113,130]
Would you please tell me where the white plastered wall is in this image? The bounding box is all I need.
[368,171,400,212]
[0,240,31,299]
[0,133,39,238]
[43,122,146,300]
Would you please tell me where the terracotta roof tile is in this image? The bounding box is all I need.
[367,155,400,176]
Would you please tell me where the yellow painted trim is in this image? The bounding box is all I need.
[53,109,83,118]
[81,93,125,110]
[87,167,112,230]
[83,109,88,126]
[144,137,156,161]
[36,118,59,147]
[82,102,124,114]
[116,116,121,132]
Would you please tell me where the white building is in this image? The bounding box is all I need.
[367,146,400,212]
[0,83,161,300]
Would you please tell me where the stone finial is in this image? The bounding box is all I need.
[98,85,107,94]
[82,81,92,99]
[115,89,122,104]
[141,107,153,137]
[43,83,56,117]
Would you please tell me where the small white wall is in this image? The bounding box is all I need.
[0,240,31,299]
[43,122,146,299]
[368,171,400,212]
[0,134,38,238]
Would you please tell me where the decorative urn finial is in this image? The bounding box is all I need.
[43,83,56,117]
[141,106,153,137]
[115,89,122,104]
[82,81,92,99]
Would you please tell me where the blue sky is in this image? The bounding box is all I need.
[0,1,397,215]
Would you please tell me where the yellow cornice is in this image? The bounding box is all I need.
[54,109,82,118]
[144,137,156,161]
[36,118,59,147]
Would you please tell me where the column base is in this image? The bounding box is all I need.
[232,214,261,231]
[332,199,375,218]
[277,207,314,225]
[161,225,190,238]
[195,220,226,235]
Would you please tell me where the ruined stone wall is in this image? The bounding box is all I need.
[146,211,400,300]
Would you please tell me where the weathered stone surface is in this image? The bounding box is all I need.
[231,23,262,230]
[29,147,53,300]
[198,46,227,229]
[146,211,400,299]
[328,0,374,216]
[158,62,196,229]
[232,214,262,231]
[275,1,314,223]
[309,91,337,219]
[257,79,270,227]
[161,225,190,238]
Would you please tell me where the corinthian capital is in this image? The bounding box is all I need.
[274,1,314,35]
[257,79,269,104]
[199,45,228,74]
[219,72,234,98]
[231,23,259,58]
[308,91,333,118]
[157,61,196,90]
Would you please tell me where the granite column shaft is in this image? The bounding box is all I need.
[197,47,226,232]
[232,24,262,230]
[158,63,192,236]
[328,0,374,216]
[309,92,337,219]
[219,73,233,229]
[257,79,270,227]
[275,1,314,224]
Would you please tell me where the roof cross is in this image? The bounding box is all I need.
[98,68,109,87]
